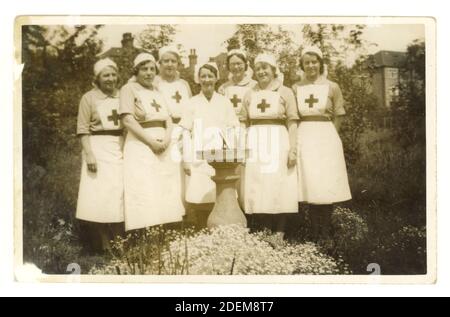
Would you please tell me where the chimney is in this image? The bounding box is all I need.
[121,33,134,50]
[189,49,197,70]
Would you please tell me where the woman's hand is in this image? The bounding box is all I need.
[333,116,343,134]
[183,162,192,176]
[85,152,97,173]
[80,135,97,173]
[287,147,297,168]
[162,134,172,151]
[122,115,167,154]
[148,138,166,154]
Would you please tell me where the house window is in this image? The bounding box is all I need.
[386,68,399,79]
[389,86,400,97]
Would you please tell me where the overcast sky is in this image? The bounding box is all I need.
[97,24,425,65]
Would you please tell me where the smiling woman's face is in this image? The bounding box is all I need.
[97,66,118,94]
[199,67,217,94]
[136,61,157,88]
[302,53,321,79]
[228,55,246,79]
[255,62,275,86]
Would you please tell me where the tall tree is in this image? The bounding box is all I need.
[225,24,300,85]
[22,25,104,166]
[22,25,105,271]
[226,24,296,59]
[138,24,178,57]
[391,39,426,147]
[332,57,379,165]
[301,24,372,69]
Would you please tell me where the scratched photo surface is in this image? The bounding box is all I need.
[16,17,433,281]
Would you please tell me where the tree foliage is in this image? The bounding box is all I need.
[225,24,301,86]
[301,24,374,68]
[22,25,104,270]
[22,25,104,165]
[391,39,426,148]
[138,25,178,57]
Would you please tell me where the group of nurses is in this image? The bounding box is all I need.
[75,44,352,251]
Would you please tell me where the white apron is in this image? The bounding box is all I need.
[185,160,216,204]
[182,92,240,204]
[156,79,191,120]
[244,90,298,214]
[296,84,352,204]
[223,85,249,116]
[76,98,124,223]
[123,89,185,231]
[156,78,191,205]
[222,85,253,207]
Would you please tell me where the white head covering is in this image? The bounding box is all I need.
[158,45,180,61]
[254,53,280,75]
[301,46,324,59]
[128,53,158,84]
[254,53,284,83]
[93,58,117,77]
[133,52,157,68]
[300,46,327,78]
[194,61,220,84]
[227,48,247,59]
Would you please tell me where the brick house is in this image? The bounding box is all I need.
[98,33,147,85]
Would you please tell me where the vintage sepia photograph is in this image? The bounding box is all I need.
[14,16,435,283]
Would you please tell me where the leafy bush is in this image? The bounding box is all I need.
[24,218,81,274]
[330,207,369,255]
[350,129,426,216]
[22,115,83,274]
[106,226,195,275]
[374,225,426,275]
[332,59,379,167]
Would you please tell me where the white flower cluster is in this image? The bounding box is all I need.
[89,224,350,275]
[163,225,350,275]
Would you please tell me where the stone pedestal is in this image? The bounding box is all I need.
[197,148,247,228]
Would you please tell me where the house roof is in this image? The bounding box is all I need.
[373,50,406,68]
[98,46,147,59]
[210,52,228,63]
[98,47,123,58]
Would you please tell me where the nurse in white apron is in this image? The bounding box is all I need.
[218,49,257,115]
[218,49,256,209]
[155,45,193,123]
[76,58,124,253]
[293,46,352,241]
[154,45,192,210]
[239,53,299,240]
[179,61,240,228]
[119,53,185,231]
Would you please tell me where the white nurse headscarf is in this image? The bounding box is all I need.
[254,53,284,83]
[128,52,158,83]
[158,45,180,61]
[300,46,328,78]
[133,52,157,68]
[93,58,117,77]
[301,46,324,59]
